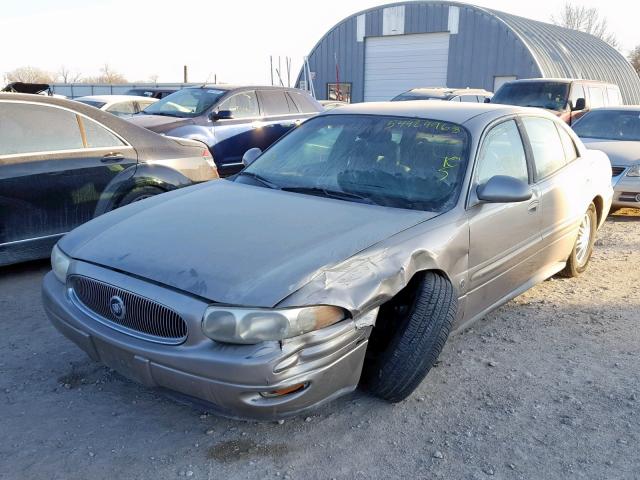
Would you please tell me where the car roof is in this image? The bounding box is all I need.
[75,95,156,103]
[322,100,538,125]
[585,106,640,112]
[505,78,618,86]
[403,88,492,97]
[184,84,309,93]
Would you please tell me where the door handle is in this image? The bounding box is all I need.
[101,152,125,163]
[528,200,539,212]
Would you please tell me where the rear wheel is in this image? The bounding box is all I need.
[362,271,456,402]
[560,202,597,278]
[118,186,165,207]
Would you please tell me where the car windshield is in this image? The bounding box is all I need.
[143,88,225,118]
[76,100,106,109]
[241,114,470,212]
[492,82,569,111]
[573,110,640,141]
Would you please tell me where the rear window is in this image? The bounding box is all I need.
[492,82,570,111]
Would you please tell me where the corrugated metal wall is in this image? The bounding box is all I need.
[298,1,640,104]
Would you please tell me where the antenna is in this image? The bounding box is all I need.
[201,72,213,87]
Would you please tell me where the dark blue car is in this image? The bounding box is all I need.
[128,85,322,176]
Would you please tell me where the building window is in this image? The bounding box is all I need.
[327,83,352,103]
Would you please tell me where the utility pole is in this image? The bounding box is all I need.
[183,65,188,83]
[270,56,274,86]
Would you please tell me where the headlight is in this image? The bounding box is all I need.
[201,305,346,344]
[51,244,71,283]
[626,164,640,177]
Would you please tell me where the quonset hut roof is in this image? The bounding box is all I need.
[489,8,640,103]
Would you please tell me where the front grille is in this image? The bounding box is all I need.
[69,275,187,344]
[611,166,626,177]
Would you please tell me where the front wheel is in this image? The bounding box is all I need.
[362,271,457,403]
[560,203,597,278]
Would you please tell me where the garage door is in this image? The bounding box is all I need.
[364,33,450,102]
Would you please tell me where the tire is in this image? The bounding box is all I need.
[559,202,597,278]
[118,186,165,207]
[363,271,457,402]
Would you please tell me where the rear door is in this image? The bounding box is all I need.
[465,118,542,318]
[255,90,310,151]
[0,101,136,247]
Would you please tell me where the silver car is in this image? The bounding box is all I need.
[42,102,613,419]
[572,107,640,209]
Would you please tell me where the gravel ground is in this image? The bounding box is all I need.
[1,209,639,480]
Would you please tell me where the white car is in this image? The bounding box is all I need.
[74,95,157,117]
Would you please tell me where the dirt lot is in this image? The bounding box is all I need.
[1,209,639,480]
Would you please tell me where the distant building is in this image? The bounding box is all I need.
[49,83,197,99]
[297,1,640,104]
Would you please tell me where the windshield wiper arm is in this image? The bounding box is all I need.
[237,171,281,189]
[281,186,378,205]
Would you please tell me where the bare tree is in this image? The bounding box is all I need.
[551,2,618,48]
[57,65,82,83]
[5,66,55,84]
[147,74,159,83]
[83,64,128,84]
[629,45,640,76]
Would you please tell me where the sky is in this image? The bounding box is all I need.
[1,0,639,86]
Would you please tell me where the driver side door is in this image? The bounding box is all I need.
[464,118,543,319]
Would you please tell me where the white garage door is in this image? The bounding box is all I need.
[364,33,450,102]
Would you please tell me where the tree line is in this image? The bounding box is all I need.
[3,64,159,85]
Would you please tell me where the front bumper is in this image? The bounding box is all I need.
[42,262,371,420]
[612,174,640,209]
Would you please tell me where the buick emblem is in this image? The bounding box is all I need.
[109,295,126,320]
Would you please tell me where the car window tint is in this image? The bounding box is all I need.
[475,120,528,185]
[569,83,585,108]
[259,91,292,115]
[556,124,578,162]
[588,87,605,108]
[0,102,83,155]
[217,91,259,118]
[288,91,320,113]
[80,117,126,148]
[106,101,136,116]
[521,117,566,179]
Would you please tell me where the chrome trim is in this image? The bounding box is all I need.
[1,232,67,247]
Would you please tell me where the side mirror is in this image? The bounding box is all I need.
[484,97,491,103]
[242,147,262,167]
[210,109,233,121]
[572,97,586,111]
[476,175,532,203]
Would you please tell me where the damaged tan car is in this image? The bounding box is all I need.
[43,102,613,419]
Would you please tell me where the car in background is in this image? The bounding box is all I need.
[43,102,612,419]
[128,85,323,176]
[75,95,157,117]
[319,100,348,110]
[125,87,178,99]
[572,107,640,210]
[490,78,622,125]
[392,88,493,103]
[0,93,218,266]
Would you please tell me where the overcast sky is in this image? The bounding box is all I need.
[1,0,638,85]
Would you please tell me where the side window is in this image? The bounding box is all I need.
[587,86,605,108]
[556,124,578,163]
[460,95,479,103]
[288,91,321,113]
[258,91,293,116]
[80,117,126,148]
[0,102,84,155]
[569,83,585,108]
[606,87,621,106]
[449,96,461,102]
[521,117,567,179]
[137,100,155,112]
[475,120,529,185]
[217,91,259,119]
[106,101,136,116]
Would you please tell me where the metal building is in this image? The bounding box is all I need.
[297,1,640,104]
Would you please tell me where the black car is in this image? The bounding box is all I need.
[128,85,323,176]
[0,93,219,266]
[125,88,177,99]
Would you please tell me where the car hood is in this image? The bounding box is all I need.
[60,181,435,307]
[127,114,195,133]
[580,138,640,166]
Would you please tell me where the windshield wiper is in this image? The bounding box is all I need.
[237,171,281,189]
[281,186,378,205]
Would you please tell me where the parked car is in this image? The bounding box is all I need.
[125,87,177,99]
[0,93,218,266]
[572,107,640,209]
[128,85,323,176]
[490,78,622,125]
[43,101,612,419]
[319,100,348,110]
[75,95,157,117]
[392,87,493,103]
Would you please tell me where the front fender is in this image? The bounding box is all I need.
[94,163,194,216]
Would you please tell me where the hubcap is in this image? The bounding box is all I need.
[575,212,592,265]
